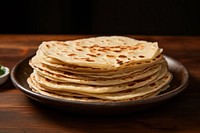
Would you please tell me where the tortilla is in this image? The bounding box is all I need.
[39,36,161,69]
[27,36,173,102]
[28,72,172,101]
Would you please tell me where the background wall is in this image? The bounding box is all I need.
[0,0,199,35]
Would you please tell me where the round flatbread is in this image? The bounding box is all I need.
[39,36,161,69]
[27,36,173,102]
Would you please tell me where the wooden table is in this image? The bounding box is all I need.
[0,35,199,133]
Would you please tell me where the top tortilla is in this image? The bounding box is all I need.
[39,36,160,69]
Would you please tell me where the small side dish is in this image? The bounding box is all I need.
[0,65,10,85]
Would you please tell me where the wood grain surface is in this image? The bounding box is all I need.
[0,35,200,133]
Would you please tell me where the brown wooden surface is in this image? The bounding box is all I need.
[0,35,199,133]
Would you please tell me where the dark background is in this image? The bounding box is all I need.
[0,0,199,35]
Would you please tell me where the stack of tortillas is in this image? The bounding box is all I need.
[27,36,172,102]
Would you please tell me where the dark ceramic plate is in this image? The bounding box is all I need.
[11,54,189,114]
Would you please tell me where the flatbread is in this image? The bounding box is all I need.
[39,36,161,69]
[31,62,166,86]
[30,63,167,94]
[34,47,163,73]
[31,51,163,77]
[27,36,173,102]
[28,72,172,101]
